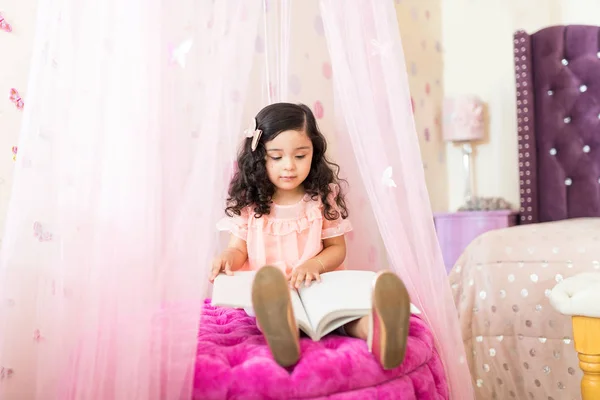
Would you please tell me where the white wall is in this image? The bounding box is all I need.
[442,0,600,211]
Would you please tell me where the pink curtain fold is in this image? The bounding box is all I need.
[0,1,261,398]
[319,1,473,398]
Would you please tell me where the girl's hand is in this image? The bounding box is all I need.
[209,249,236,282]
[288,259,323,289]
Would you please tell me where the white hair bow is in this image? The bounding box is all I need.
[244,118,262,152]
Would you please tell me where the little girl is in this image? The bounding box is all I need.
[209,102,411,370]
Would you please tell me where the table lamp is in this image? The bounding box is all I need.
[443,96,485,205]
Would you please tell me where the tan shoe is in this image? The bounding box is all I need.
[369,271,411,370]
[252,265,300,368]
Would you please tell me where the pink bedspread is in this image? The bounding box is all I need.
[194,300,448,399]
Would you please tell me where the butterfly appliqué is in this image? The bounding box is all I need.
[171,39,193,68]
[381,166,397,188]
[9,88,24,110]
[0,367,14,379]
[33,329,43,342]
[33,222,53,242]
[0,14,12,33]
[370,39,393,58]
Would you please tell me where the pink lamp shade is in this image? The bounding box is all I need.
[443,96,485,142]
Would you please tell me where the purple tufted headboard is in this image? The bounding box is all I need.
[513,25,600,225]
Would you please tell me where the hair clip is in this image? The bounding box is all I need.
[244,118,262,152]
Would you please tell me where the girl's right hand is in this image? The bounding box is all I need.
[209,251,235,282]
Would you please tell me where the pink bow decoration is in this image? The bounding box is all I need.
[0,14,12,33]
[9,88,24,110]
[244,118,262,152]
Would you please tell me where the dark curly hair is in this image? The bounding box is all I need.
[225,102,349,221]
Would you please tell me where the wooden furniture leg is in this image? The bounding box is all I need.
[572,316,600,400]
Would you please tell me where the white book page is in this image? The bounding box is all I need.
[297,270,376,335]
[211,271,311,333]
[289,290,313,337]
[211,271,256,309]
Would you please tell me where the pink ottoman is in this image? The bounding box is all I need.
[194,300,448,399]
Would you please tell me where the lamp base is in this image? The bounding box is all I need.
[462,142,474,204]
[458,196,514,212]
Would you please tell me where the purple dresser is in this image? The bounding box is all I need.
[433,210,518,273]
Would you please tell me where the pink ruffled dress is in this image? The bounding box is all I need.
[217,184,352,275]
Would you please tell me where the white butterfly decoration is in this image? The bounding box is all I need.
[381,166,397,188]
[370,39,393,58]
[33,221,53,242]
[172,38,193,68]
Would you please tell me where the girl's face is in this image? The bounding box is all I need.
[265,129,313,195]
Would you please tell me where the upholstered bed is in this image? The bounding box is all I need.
[193,300,448,399]
[449,25,600,400]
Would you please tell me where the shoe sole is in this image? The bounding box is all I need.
[372,271,411,370]
[251,265,300,368]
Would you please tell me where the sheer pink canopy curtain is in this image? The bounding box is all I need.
[0,0,472,399]
[320,1,473,398]
[0,0,260,399]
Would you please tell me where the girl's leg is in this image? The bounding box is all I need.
[343,271,411,370]
[343,316,369,339]
[251,265,300,368]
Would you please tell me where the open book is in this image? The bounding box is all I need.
[211,270,420,341]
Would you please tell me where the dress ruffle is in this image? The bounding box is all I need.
[248,203,323,236]
[216,209,249,240]
[321,218,353,239]
[216,183,352,238]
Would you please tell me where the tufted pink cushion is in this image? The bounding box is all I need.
[193,300,448,400]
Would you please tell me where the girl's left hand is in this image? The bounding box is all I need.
[287,260,322,289]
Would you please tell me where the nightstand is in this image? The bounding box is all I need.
[433,210,518,273]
